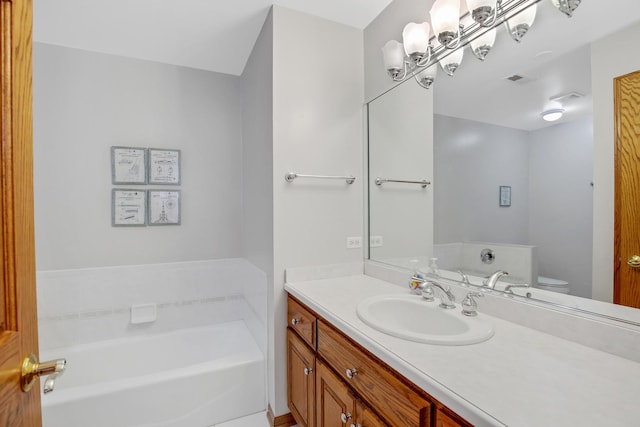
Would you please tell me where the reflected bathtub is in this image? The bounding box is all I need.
[41,320,265,427]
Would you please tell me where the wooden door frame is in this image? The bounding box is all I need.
[0,0,40,425]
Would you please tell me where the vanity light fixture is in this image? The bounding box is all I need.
[550,0,581,17]
[382,0,581,89]
[470,27,496,60]
[430,0,462,47]
[506,2,537,42]
[541,108,565,122]
[440,47,465,76]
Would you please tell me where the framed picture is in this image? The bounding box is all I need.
[112,189,147,226]
[148,148,181,185]
[499,185,511,207]
[111,146,147,184]
[148,190,181,225]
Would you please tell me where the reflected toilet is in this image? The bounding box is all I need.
[535,276,570,294]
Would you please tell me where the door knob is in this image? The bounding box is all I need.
[21,353,66,394]
[627,255,640,268]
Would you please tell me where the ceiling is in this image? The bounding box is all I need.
[33,1,640,131]
[33,0,393,76]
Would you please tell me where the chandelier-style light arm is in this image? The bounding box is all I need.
[382,0,581,90]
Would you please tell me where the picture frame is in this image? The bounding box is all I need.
[111,146,147,184]
[148,148,181,185]
[148,190,181,225]
[112,189,147,226]
[499,185,511,207]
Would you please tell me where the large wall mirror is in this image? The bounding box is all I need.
[367,0,640,323]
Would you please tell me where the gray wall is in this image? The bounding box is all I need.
[33,43,243,270]
[528,118,593,298]
[434,115,594,297]
[241,10,274,412]
[241,12,274,280]
[434,115,530,245]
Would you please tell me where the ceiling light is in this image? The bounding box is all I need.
[541,109,565,122]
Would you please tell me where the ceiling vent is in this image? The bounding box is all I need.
[506,74,524,82]
[549,91,585,103]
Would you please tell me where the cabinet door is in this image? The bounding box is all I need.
[436,407,472,427]
[356,400,388,427]
[316,360,357,427]
[288,329,316,427]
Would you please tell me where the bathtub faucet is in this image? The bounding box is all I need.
[483,270,509,289]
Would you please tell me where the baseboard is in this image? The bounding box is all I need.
[267,404,297,427]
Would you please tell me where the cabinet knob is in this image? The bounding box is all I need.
[340,412,352,423]
[291,318,300,326]
[304,367,313,375]
[345,368,358,379]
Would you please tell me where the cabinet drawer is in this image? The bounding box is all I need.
[317,320,431,427]
[288,296,317,348]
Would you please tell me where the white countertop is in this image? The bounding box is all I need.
[285,274,640,427]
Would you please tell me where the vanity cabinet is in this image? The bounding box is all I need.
[287,295,472,427]
[316,360,387,427]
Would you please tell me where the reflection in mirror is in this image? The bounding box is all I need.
[367,0,640,323]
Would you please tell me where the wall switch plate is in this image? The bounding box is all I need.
[370,235,383,247]
[346,236,362,249]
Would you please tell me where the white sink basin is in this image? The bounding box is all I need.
[356,294,494,345]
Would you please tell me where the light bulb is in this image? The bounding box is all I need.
[430,0,461,46]
[403,22,431,63]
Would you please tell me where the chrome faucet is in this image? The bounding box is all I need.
[409,275,456,309]
[483,270,509,289]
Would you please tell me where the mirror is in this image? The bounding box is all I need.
[367,0,640,323]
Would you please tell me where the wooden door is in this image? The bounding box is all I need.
[287,329,315,427]
[0,0,41,426]
[316,361,356,427]
[614,70,640,308]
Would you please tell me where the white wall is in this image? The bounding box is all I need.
[434,115,530,245]
[528,118,593,298]
[271,6,364,416]
[33,43,243,270]
[591,21,640,302]
[241,10,275,416]
[369,79,433,262]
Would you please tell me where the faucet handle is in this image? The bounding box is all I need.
[457,270,471,286]
[461,291,484,317]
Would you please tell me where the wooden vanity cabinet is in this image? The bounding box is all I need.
[287,295,472,427]
[316,360,387,427]
[287,328,316,427]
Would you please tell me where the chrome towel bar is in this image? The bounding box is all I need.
[285,172,355,184]
[375,177,430,188]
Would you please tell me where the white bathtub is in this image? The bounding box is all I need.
[40,320,265,427]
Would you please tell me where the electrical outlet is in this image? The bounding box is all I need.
[346,236,362,249]
[370,235,383,247]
